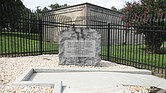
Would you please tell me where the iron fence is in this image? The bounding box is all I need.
[0,6,70,57]
[0,5,166,79]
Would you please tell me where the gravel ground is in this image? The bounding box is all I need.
[0,54,137,93]
[124,85,149,93]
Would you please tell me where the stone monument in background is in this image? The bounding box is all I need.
[58,27,101,66]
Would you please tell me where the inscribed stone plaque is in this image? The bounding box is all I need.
[64,40,95,57]
[58,27,101,66]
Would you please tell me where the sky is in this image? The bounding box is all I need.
[22,0,140,10]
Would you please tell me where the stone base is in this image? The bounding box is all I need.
[59,57,100,66]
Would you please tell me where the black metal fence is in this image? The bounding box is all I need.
[112,14,166,79]
[70,15,166,79]
[0,5,166,78]
[0,6,70,57]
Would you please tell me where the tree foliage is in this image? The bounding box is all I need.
[35,3,69,13]
[122,0,166,53]
[42,7,49,12]
[111,6,118,11]
[0,0,26,29]
[48,3,68,10]
[1,1,69,33]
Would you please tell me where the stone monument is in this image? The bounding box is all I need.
[58,27,101,66]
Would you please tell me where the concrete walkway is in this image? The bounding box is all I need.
[26,68,166,93]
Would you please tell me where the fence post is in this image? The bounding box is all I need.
[39,20,42,55]
[107,23,110,61]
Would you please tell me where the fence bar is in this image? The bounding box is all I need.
[107,23,110,61]
[39,20,43,55]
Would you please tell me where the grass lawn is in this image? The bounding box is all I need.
[101,44,166,68]
[0,31,58,55]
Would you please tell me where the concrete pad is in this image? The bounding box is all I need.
[53,81,63,93]
[13,67,166,93]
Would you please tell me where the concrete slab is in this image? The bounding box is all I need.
[53,81,63,93]
[13,67,166,93]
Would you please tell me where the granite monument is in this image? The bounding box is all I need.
[58,27,101,66]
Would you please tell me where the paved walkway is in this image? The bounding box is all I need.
[27,68,166,93]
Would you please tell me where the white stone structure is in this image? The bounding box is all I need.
[58,28,101,66]
[42,3,122,42]
[42,3,144,45]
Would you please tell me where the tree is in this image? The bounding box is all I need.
[48,3,68,10]
[42,7,49,12]
[0,0,25,30]
[111,6,118,11]
[122,0,166,53]
[36,6,42,13]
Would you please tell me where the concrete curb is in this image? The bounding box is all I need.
[33,67,152,75]
[13,67,152,86]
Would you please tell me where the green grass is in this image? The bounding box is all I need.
[0,31,58,55]
[101,44,166,68]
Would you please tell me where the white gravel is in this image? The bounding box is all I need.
[0,54,136,93]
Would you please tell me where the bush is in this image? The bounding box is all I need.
[122,0,166,53]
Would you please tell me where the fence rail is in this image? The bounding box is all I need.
[0,5,166,78]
